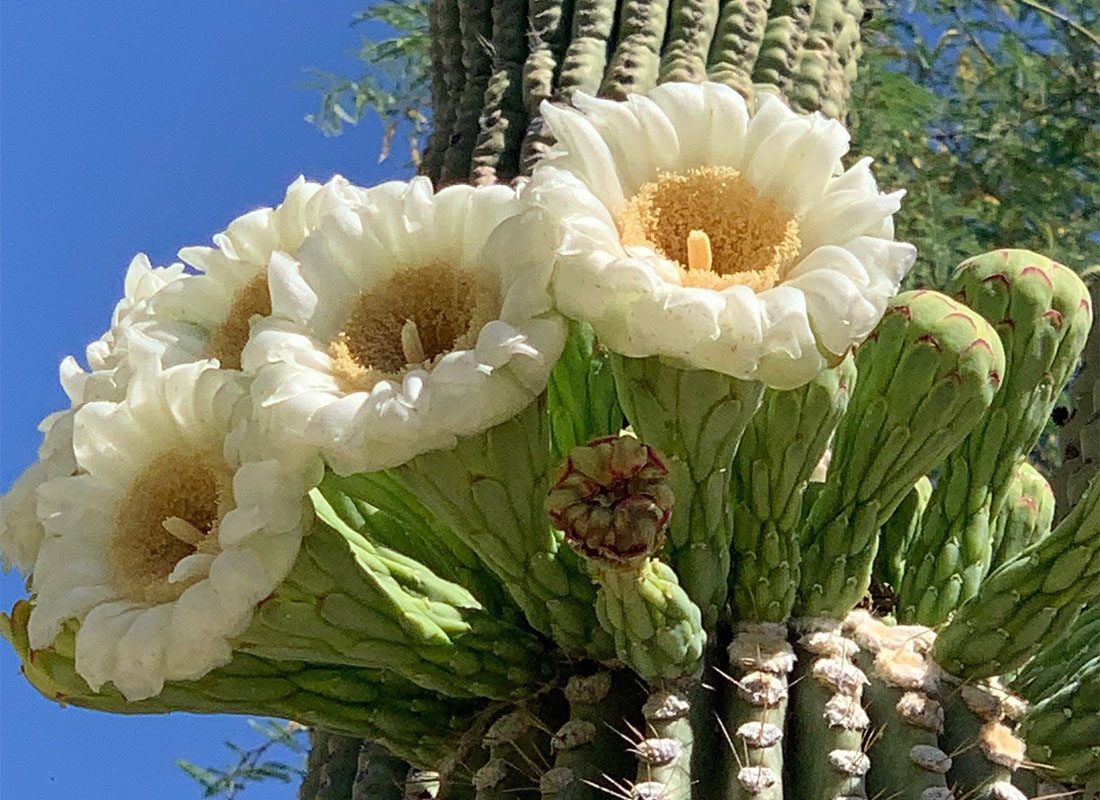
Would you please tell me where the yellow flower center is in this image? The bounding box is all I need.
[618,166,802,291]
[328,262,500,393]
[110,450,233,604]
[206,275,272,370]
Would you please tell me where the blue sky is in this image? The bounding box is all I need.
[1,4,403,798]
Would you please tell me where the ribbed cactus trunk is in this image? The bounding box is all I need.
[275,4,1100,799]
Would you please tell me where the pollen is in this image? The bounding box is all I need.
[110,450,233,604]
[206,274,272,370]
[328,262,500,392]
[618,166,802,292]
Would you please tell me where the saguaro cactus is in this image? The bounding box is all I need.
[2,3,1097,799]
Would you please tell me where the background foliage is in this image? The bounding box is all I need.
[190,2,1098,796]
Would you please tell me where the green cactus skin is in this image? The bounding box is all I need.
[441,0,495,182]
[1015,601,1100,703]
[1020,653,1100,792]
[633,680,694,800]
[988,462,1055,572]
[786,0,863,119]
[522,0,574,116]
[787,622,871,799]
[1052,270,1100,521]
[424,0,465,182]
[898,252,1094,626]
[472,707,552,799]
[719,624,794,800]
[705,0,771,99]
[391,398,611,659]
[548,321,623,462]
[938,680,1028,800]
[599,0,672,100]
[237,491,553,701]
[301,731,367,800]
[845,613,951,800]
[319,471,516,620]
[751,0,816,93]
[594,558,706,681]
[658,0,721,84]
[795,290,1007,619]
[729,355,856,623]
[873,476,933,592]
[612,355,765,627]
[470,0,529,184]
[555,0,617,99]
[518,0,575,173]
[542,672,642,800]
[934,471,1100,679]
[0,601,485,767]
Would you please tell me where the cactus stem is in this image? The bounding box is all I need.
[600,0,672,99]
[628,680,695,800]
[423,0,465,182]
[705,0,771,99]
[718,622,794,799]
[788,619,871,798]
[658,0,721,84]
[939,678,1029,800]
[441,0,495,182]
[471,0,529,184]
[555,0,617,99]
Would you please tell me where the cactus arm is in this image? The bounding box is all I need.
[354,743,414,800]
[388,399,609,658]
[612,355,765,626]
[729,355,856,623]
[1020,654,1100,792]
[938,680,1028,800]
[795,291,1006,619]
[237,491,554,701]
[1015,601,1100,703]
[599,0,672,99]
[472,708,552,799]
[547,321,623,461]
[844,613,950,800]
[787,622,871,799]
[898,252,1094,625]
[318,472,514,618]
[0,601,484,767]
[719,623,795,800]
[658,0,721,84]
[543,671,642,800]
[750,0,816,94]
[786,0,863,119]
[442,0,495,182]
[471,0,530,184]
[934,470,1100,679]
[988,462,1055,572]
[633,680,695,800]
[556,0,617,98]
[300,731,367,800]
[594,559,706,681]
[873,476,933,592]
[424,0,465,182]
[518,0,576,171]
[705,0,772,99]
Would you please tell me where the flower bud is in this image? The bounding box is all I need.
[546,435,675,568]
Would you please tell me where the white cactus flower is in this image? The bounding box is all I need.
[1,254,185,575]
[129,176,367,373]
[26,361,321,700]
[527,82,917,389]
[243,177,566,474]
